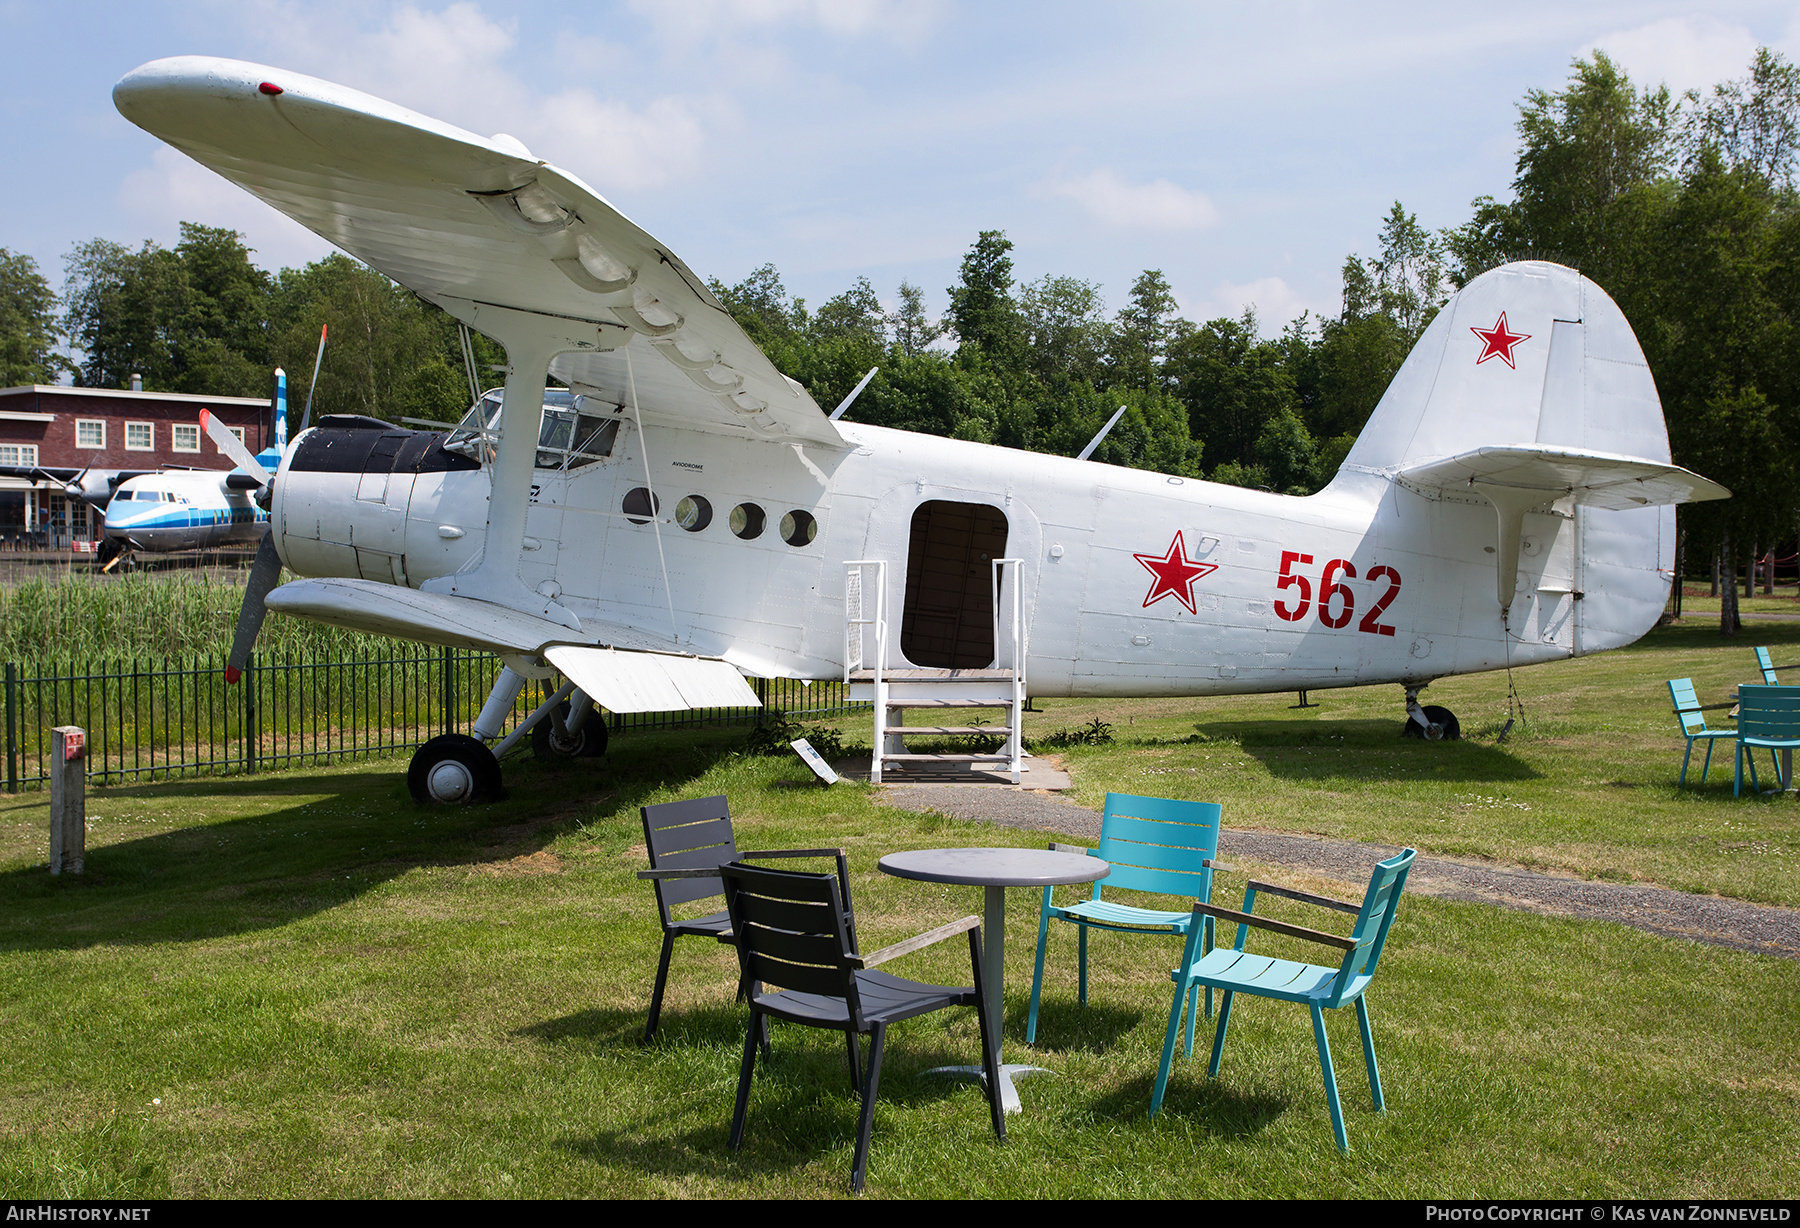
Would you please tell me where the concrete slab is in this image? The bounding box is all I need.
[831,753,1072,790]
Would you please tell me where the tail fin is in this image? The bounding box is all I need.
[1336,261,1725,611]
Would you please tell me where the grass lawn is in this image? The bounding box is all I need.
[1,617,1798,1198]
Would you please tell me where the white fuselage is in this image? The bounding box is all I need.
[103,472,266,553]
[271,414,1673,698]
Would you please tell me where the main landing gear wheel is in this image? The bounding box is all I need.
[408,734,503,804]
[1402,705,1461,741]
[531,702,609,761]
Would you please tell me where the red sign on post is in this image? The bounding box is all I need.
[58,727,85,762]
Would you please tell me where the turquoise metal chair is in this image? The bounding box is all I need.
[1025,793,1222,1045]
[1150,848,1416,1152]
[1667,678,1739,787]
[1735,684,1800,796]
[1756,647,1780,684]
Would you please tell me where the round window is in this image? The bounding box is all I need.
[622,487,660,525]
[730,502,766,540]
[675,495,712,532]
[780,509,817,546]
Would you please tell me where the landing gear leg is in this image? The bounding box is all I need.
[1401,685,1460,741]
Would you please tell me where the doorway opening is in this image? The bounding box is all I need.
[901,500,1009,668]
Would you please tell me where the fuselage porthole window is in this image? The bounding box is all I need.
[780,510,817,547]
[676,495,712,532]
[623,487,660,525]
[730,502,765,540]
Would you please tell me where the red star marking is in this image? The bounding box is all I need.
[1470,311,1531,368]
[1134,531,1218,615]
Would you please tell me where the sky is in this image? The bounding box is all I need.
[4,0,1799,344]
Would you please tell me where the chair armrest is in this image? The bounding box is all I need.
[1202,858,1235,873]
[1191,902,1357,951]
[737,847,846,860]
[636,867,721,880]
[1246,879,1362,915]
[852,916,981,969]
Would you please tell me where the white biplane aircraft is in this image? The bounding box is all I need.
[114,57,1728,803]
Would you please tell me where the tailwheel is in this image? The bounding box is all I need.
[1401,704,1461,741]
[408,733,503,804]
[531,701,609,761]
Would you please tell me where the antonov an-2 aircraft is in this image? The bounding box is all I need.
[114,57,1727,803]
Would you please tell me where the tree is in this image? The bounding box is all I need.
[946,230,1024,367]
[1018,274,1109,384]
[810,275,886,347]
[62,238,190,389]
[1111,269,1179,392]
[0,250,66,386]
[1685,46,1800,188]
[887,281,943,357]
[1167,309,1305,479]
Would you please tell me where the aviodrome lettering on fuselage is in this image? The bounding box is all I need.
[112,55,1730,802]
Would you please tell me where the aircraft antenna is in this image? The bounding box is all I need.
[299,323,328,432]
[625,345,681,647]
[1077,405,1129,461]
[828,367,879,421]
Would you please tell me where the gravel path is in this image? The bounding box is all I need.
[876,784,1800,961]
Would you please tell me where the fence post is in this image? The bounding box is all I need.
[243,655,258,774]
[49,726,85,874]
[442,646,454,734]
[4,662,15,794]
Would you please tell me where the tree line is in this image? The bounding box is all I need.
[1,49,1795,631]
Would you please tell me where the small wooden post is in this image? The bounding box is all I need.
[49,725,86,875]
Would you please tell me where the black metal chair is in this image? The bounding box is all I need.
[637,795,854,1043]
[719,859,1006,1193]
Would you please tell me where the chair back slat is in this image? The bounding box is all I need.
[1093,794,1221,902]
[721,861,861,1020]
[1757,647,1779,685]
[1667,679,1708,736]
[1738,685,1800,741]
[1324,848,1416,1007]
[642,796,739,914]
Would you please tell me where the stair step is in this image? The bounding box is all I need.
[849,668,1014,682]
[884,726,1011,737]
[880,753,1014,763]
[882,698,1011,709]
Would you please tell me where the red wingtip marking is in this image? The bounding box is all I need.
[258,82,283,96]
[225,666,241,685]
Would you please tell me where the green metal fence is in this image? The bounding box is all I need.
[0,651,864,791]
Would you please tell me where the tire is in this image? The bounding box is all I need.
[531,702,609,761]
[1401,705,1461,741]
[408,733,503,803]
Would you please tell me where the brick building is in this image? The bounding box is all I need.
[0,385,273,547]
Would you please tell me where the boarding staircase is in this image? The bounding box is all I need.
[844,558,1027,784]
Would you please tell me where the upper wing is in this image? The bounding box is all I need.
[113,57,843,450]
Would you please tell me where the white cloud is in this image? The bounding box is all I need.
[1048,170,1220,231]
[1582,16,1762,97]
[1185,276,1317,331]
[626,0,946,47]
[234,1,721,192]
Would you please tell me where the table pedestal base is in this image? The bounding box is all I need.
[922,1062,1052,1115]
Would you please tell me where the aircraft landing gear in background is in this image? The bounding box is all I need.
[531,699,608,761]
[1402,685,1460,741]
[407,734,503,803]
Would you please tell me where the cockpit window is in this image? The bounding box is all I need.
[444,388,621,472]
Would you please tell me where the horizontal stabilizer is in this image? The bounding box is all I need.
[545,646,759,714]
[1396,445,1729,510]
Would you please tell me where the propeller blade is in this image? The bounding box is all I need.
[200,409,271,485]
[225,533,283,685]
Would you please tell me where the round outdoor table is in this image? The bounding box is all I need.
[878,847,1109,1113]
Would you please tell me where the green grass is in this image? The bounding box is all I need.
[2,621,1799,1197]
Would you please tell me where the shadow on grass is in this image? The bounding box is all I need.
[1098,1068,1291,1142]
[0,726,756,953]
[1007,1000,1141,1055]
[1184,719,1541,784]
